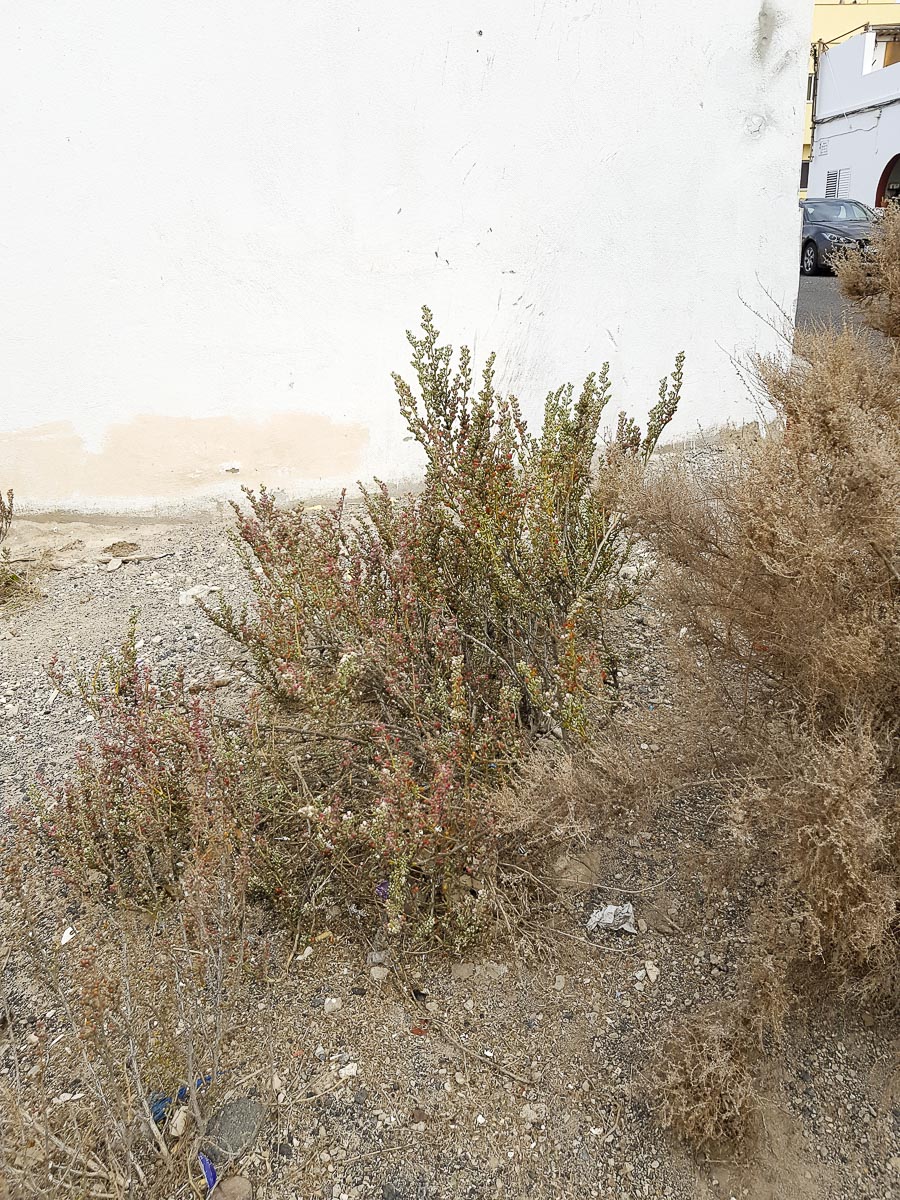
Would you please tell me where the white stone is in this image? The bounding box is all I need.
[178,584,218,606]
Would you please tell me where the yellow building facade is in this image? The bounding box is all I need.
[804,1,900,192]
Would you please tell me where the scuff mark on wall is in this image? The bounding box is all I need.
[755,0,781,62]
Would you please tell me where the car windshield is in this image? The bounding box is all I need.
[804,200,872,223]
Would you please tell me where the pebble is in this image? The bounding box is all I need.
[521,1103,547,1124]
[323,997,343,1014]
[370,965,389,982]
[215,1179,252,1200]
[178,583,219,606]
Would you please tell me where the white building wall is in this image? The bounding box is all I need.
[0,1,812,513]
[810,30,900,204]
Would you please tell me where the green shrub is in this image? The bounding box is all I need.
[34,311,681,946]
[0,489,11,546]
[208,309,681,941]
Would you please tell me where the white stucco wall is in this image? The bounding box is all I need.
[0,1,812,512]
[810,31,900,204]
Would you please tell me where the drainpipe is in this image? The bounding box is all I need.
[809,40,821,163]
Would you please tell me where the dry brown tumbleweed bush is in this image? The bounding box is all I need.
[632,202,900,1153]
[638,328,899,995]
[836,199,900,340]
[652,1007,760,1154]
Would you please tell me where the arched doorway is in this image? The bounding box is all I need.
[875,154,900,206]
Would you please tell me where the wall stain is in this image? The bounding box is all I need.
[755,1,780,62]
[0,411,368,510]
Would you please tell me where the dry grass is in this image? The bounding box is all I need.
[0,832,265,1199]
[652,1008,760,1154]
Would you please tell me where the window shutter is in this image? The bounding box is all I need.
[825,170,839,198]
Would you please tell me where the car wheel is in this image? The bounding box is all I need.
[801,241,819,276]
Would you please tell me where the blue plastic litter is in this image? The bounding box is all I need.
[198,1151,218,1191]
[148,1075,212,1125]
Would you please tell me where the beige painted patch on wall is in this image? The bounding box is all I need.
[1,412,368,512]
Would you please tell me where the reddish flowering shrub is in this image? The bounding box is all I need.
[40,618,254,906]
[207,309,682,940]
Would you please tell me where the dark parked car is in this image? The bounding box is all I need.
[800,198,876,276]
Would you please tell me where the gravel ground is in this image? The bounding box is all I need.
[1,516,898,1200]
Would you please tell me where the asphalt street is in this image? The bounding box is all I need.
[795,274,865,333]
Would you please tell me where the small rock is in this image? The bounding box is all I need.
[370,965,389,982]
[202,1097,266,1165]
[216,1178,252,1200]
[338,1062,358,1080]
[645,960,660,985]
[178,584,219,607]
[451,962,475,981]
[106,557,124,572]
[520,1102,547,1124]
[323,997,343,1014]
[478,961,508,981]
[554,975,566,992]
